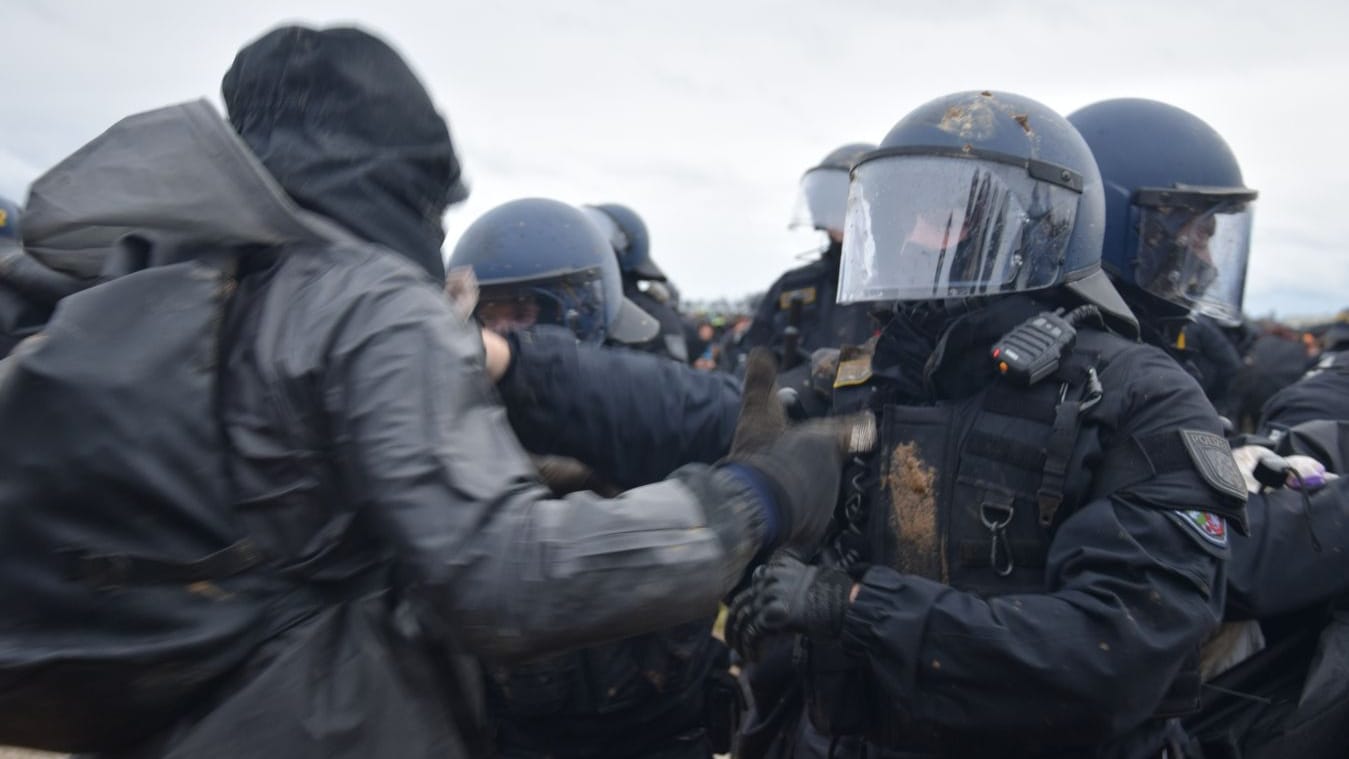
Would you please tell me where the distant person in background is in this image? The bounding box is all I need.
[693,318,720,370]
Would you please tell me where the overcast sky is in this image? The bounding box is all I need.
[3,0,1346,318]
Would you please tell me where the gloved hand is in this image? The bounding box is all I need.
[724,346,875,550]
[1233,445,1338,493]
[727,553,853,662]
[729,348,788,457]
[726,413,874,549]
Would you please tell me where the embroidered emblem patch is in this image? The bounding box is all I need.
[1170,510,1229,547]
[1179,430,1248,503]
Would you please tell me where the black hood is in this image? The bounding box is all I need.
[222,25,467,282]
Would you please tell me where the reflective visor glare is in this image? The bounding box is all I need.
[791,168,851,232]
[1133,201,1254,324]
[838,156,1079,304]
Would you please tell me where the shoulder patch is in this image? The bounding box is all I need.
[1179,430,1247,503]
[1167,510,1229,548]
[778,287,817,310]
[834,354,873,389]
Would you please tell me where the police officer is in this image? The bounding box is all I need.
[1183,306,1349,757]
[1067,99,1254,412]
[0,196,88,357]
[728,91,1248,758]
[583,202,691,362]
[449,197,742,758]
[742,144,880,367]
[1068,100,1349,758]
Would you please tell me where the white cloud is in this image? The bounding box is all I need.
[0,148,42,202]
[5,0,1347,318]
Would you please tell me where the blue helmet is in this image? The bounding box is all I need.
[580,203,665,282]
[0,196,20,242]
[790,142,876,234]
[448,198,659,345]
[1068,99,1255,326]
[838,90,1131,326]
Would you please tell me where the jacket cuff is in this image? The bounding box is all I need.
[678,465,772,568]
[719,463,781,549]
[840,566,948,706]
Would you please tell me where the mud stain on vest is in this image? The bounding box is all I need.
[886,442,946,582]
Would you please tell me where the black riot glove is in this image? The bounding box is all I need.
[724,349,875,550]
[727,553,853,662]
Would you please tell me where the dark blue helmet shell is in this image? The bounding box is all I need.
[584,203,664,282]
[873,90,1106,286]
[449,198,658,344]
[837,91,1132,327]
[1068,98,1254,323]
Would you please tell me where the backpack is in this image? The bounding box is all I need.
[0,252,277,752]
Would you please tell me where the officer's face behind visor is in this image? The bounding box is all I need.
[837,154,1079,304]
[475,271,608,343]
[1131,188,1255,326]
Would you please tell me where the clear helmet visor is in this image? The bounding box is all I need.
[838,155,1080,304]
[476,269,608,343]
[1132,192,1253,326]
[790,168,852,233]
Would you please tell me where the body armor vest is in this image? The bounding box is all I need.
[814,320,1204,749]
[837,347,1101,595]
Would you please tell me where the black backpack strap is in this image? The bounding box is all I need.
[1037,352,1103,528]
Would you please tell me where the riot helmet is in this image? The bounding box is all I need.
[1068,99,1255,326]
[581,203,666,282]
[838,91,1130,326]
[448,198,659,345]
[790,142,877,236]
[0,196,19,242]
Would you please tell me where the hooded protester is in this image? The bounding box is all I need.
[0,25,861,759]
[221,26,468,283]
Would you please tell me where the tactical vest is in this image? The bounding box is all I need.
[817,323,1205,746]
[832,332,1110,589]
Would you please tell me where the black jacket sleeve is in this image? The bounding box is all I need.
[1225,478,1349,619]
[304,252,768,662]
[1258,352,1349,432]
[839,346,1229,745]
[497,325,741,488]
